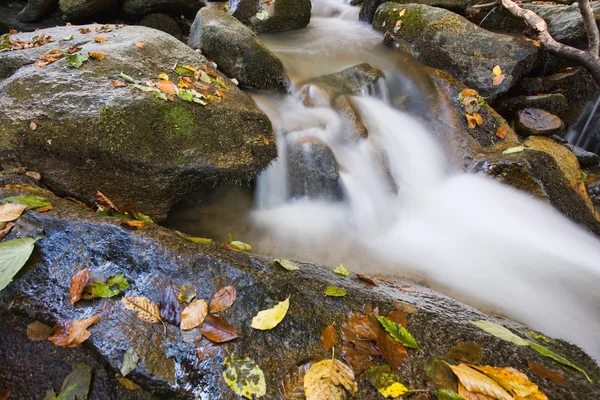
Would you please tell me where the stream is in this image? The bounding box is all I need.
[166,0,600,362]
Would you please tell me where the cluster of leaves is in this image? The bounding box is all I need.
[113,62,230,106]
[95,190,152,229]
[492,65,506,86]
[0,32,53,52]
[457,88,486,129]
[70,268,130,304]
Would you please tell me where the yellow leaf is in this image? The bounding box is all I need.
[119,377,142,391]
[459,382,495,399]
[471,365,547,400]
[180,299,208,330]
[304,359,358,400]
[230,240,252,252]
[223,355,266,399]
[122,296,162,325]
[0,203,26,222]
[399,9,406,16]
[473,112,484,126]
[251,297,290,330]
[446,363,514,400]
[158,72,169,81]
[493,65,502,76]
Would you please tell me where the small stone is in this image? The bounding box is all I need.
[515,108,564,137]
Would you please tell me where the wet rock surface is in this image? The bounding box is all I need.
[1,179,599,399]
[0,25,276,221]
[498,94,568,115]
[228,0,311,33]
[514,67,600,103]
[360,0,469,23]
[374,3,540,99]
[515,108,565,137]
[188,8,289,92]
[299,62,384,96]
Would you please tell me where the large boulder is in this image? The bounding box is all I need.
[0,25,276,221]
[360,0,469,23]
[58,0,121,21]
[122,0,206,18]
[139,13,183,40]
[188,8,289,92]
[17,0,58,23]
[0,5,64,34]
[374,3,541,99]
[1,180,599,399]
[228,0,311,33]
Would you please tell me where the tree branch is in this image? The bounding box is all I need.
[577,0,600,60]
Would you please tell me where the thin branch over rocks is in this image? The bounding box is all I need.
[577,0,600,60]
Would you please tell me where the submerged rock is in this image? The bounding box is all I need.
[228,0,311,33]
[374,3,540,99]
[515,108,565,137]
[1,179,599,398]
[0,25,276,221]
[17,0,58,22]
[122,0,206,18]
[188,8,289,92]
[139,13,183,40]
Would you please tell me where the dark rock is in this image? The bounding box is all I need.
[188,8,288,92]
[287,138,343,201]
[2,179,599,398]
[17,0,58,22]
[360,0,469,23]
[585,175,600,206]
[58,0,120,21]
[498,94,568,115]
[0,5,64,33]
[374,3,540,99]
[299,63,384,96]
[139,13,183,40]
[515,108,565,137]
[228,0,311,33]
[332,95,369,138]
[0,25,276,221]
[514,67,600,103]
[564,143,600,167]
[122,0,206,18]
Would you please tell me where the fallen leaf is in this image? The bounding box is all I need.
[0,203,26,222]
[79,27,91,34]
[324,286,346,297]
[458,382,494,399]
[210,286,236,313]
[69,268,91,305]
[81,273,129,300]
[0,222,15,240]
[366,364,408,398]
[118,378,141,391]
[223,355,266,399]
[527,341,590,382]
[0,390,8,400]
[492,74,506,86]
[178,283,198,303]
[397,285,416,293]
[436,389,466,400]
[36,205,53,212]
[0,237,37,292]
[229,240,252,252]
[34,49,64,67]
[93,35,106,43]
[158,72,169,81]
[527,360,567,387]
[473,112,484,126]
[120,347,139,377]
[446,363,513,400]
[173,63,195,77]
[176,231,212,245]
[378,327,408,370]
[263,137,269,145]
[356,273,379,286]
[493,65,502,76]
[26,320,53,341]
[496,127,507,139]
[528,330,552,343]
[160,282,181,326]
[156,80,177,95]
[65,52,89,68]
[377,316,418,348]
[134,41,144,48]
[48,316,100,347]
[121,219,144,229]
[119,72,137,83]
[88,51,105,60]
[333,264,349,277]
[279,361,314,400]
[304,359,357,400]
[122,296,163,325]
[96,190,118,211]
[470,320,528,346]
[199,313,240,342]
[340,310,381,374]
[448,342,483,364]
[341,310,380,341]
[275,259,299,271]
[502,146,525,155]
[67,45,81,54]
[1,195,50,210]
[53,363,93,400]
[427,358,458,391]
[111,80,128,88]
[471,365,546,399]
[399,8,406,16]
[197,340,221,361]
[251,297,290,330]
[321,325,339,352]
[181,299,208,330]
[386,309,407,327]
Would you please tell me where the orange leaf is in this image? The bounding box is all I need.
[79,27,91,34]
[93,36,107,43]
[527,360,567,387]
[198,313,240,343]
[70,268,91,305]
[496,126,507,140]
[209,286,237,313]
[321,324,339,352]
[473,112,484,126]
[111,80,128,88]
[492,74,505,86]
[156,80,177,95]
[134,41,144,49]
[0,222,15,240]
[36,205,53,212]
[263,137,269,145]
[48,316,100,347]
[119,377,142,391]
[461,88,479,97]
[88,51,105,60]
[466,114,477,129]
[397,285,415,293]
[387,309,407,327]
[96,190,118,211]
[121,220,145,229]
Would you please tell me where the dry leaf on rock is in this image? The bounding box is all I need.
[448,342,483,364]
[0,203,26,222]
[0,222,15,240]
[251,297,290,330]
[88,51,105,60]
[198,313,240,343]
[156,80,177,95]
[96,190,118,211]
[492,74,506,86]
[223,355,266,399]
[527,360,566,387]
[26,320,53,341]
[458,382,495,399]
[93,35,106,43]
[36,205,53,212]
[121,220,144,229]
[304,359,358,400]
[356,273,378,286]
[134,41,144,48]
[321,325,339,352]
[279,361,314,400]
[181,299,208,330]
[471,365,547,399]
[112,80,128,88]
[210,286,236,313]
[48,315,100,347]
[446,363,513,400]
[122,296,163,327]
[69,268,90,305]
[119,378,142,391]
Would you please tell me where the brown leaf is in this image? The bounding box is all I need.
[119,377,142,391]
[376,328,407,371]
[112,80,128,88]
[181,299,208,330]
[48,316,100,347]
[96,190,118,211]
[356,273,379,286]
[70,268,91,305]
[0,222,15,240]
[197,340,221,361]
[341,310,380,342]
[263,137,269,145]
[386,309,407,327]
[492,74,506,86]
[425,358,457,391]
[461,88,479,97]
[279,361,314,400]
[25,171,41,180]
[134,41,144,48]
[209,286,236,313]
[36,205,53,212]
[397,285,415,293]
[527,360,567,387]
[321,325,339,352]
[34,49,64,67]
[79,27,91,34]
[198,313,240,343]
[0,203,26,223]
[88,51,105,60]
[93,36,107,43]
[26,320,53,341]
[496,126,507,140]
[121,220,144,229]
[156,80,177,95]
[448,342,483,364]
[67,45,81,54]
[341,338,380,375]
[446,363,512,400]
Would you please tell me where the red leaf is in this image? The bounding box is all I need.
[527,360,567,387]
[356,273,379,287]
[209,286,236,313]
[321,325,339,352]
[69,269,90,305]
[198,313,240,343]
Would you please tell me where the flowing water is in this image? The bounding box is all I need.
[168,0,600,361]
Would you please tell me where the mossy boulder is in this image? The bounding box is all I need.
[58,0,120,21]
[228,0,311,33]
[139,13,183,40]
[360,0,469,24]
[122,0,206,18]
[374,3,541,99]
[188,8,289,92]
[0,25,276,220]
[1,179,599,399]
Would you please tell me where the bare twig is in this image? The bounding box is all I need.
[577,0,600,60]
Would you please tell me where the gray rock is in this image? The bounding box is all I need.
[515,108,565,137]
[228,0,311,33]
[499,94,568,115]
[3,178,598,398]
[0,25,276,220]
[17,0,58,22]
[122,0,206,18]
[299,63,384,96]
[139,13,183,40]
[188,8,289,92]
[58,0,120,21]
[360,0,469,23]
[374,3,540,99]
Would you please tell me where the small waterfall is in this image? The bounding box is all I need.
[566,95,600,154]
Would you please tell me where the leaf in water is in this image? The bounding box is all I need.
[118,378,141,391]
[448,342,483,364]
[65,52,89,68]
[458,382,494,400]
[69,269,90,305]
[470,320,529,346]
[356,273,379,286]
[324,286,346,297]
[181,299,208,330]
[275,259,299,271]
[120,347,139,377]
[436,389,466,400]
[178,283,197,303]
[48,316,100,347]
[0,237,36,292]
[223,355,266,399]
[27,320,53,341]
[471,365,546,399]
[54,363,92,400]
[0,203,26,222]
[230,240,252,252]
[1,195,50,210]
[386,309,407,327]
[210,286,236,313]
[321,325,338,353]
[176,231,212,245]
[304,359,357,400]
[160,282,181,326]
[377,327,408,371]
[446,363,513,400]
[377,316,418,349]
[426,358,458,391]
[122,296,163,325]
[527,341,591,382]
[279,361,314,400]
[251,297,289,330]
[473,112,484,126]
[366,364,408,398]
[502,145,525,155]
[527,360,567,387]
[199,313,240,343]
[333,264,349,277]
[0,222,15,240]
